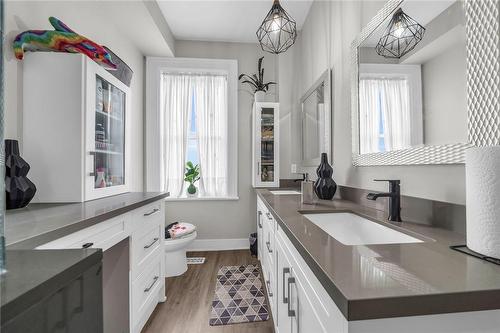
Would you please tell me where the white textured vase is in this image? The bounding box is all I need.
[254,91,265,102]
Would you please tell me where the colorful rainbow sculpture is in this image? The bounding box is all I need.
[13,17,117,70]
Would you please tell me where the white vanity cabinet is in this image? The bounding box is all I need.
[252,102,280,188]
[37,199,165,333]
[23,52,131,203]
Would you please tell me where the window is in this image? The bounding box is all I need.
[146,58,238,200]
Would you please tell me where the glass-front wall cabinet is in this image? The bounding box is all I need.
[94,75,126,189]
[253,102,279,188]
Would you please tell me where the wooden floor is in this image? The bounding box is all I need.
[142,250,275,333]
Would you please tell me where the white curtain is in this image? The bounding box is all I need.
[359,79,381,154]
[380,79,411,151]
[162,74,192,197]
[359,78,411,153]
[193,75,228,197]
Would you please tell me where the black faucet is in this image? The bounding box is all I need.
[366,179,402,222]
[293,173,308,182]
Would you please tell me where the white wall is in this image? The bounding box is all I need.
[166,40,278,239]
[279,0,466,205]
[3,1,173,193]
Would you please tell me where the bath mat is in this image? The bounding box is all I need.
[187,257,205,264]
[209,265,269,326]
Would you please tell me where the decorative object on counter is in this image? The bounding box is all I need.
[13,16,117,70]
[256,0,297,54]
[465,146,500,260]
[301,173,315,204]
[103,46,133,87]
[4,139,36,210]
[184,161,200,197]
[94,167,106,188]
[376,8,425,59]
[238,56,275,101]
[209,265,269,326]
[313,153,337,200]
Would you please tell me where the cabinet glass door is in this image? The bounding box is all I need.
[94,75,125,189]
[260,107,275,182]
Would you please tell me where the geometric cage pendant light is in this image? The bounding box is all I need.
[375,8,426,59]
[256,0,297,54]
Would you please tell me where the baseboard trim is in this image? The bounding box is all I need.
[187,238,248,251]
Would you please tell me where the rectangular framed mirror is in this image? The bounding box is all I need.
[300,69,332,167]
[351,0,500,166]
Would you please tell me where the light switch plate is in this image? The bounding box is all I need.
[291,164,297,174]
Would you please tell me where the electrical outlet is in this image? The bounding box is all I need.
[291,163,297,174]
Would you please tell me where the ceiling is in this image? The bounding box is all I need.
[157,0,313,43]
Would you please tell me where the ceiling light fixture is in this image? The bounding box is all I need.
[375,8,425,59]
[256,0,297,54]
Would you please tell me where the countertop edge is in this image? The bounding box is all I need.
[1,249,103,325]
[7,192,170,250]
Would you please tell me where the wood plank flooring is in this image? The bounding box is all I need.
[142,250,275,333]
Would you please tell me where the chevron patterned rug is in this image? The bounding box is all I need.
[209,265,269,326]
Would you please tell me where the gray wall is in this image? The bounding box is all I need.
[278,0,467,205]
[166,40,278,239]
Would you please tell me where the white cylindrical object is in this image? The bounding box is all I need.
[466,146,500,259]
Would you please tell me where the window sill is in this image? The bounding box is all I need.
[165,196,239,202]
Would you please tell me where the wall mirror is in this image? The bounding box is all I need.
[300,69,332,166]
[351,0,500,166]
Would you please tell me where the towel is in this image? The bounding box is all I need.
[166,222,196,239]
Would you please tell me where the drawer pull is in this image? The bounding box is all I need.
[258,211,263,228]
[266,279,273,297]
[82,242,94,248]
[283,267,290,303]
[144,276,159,292]
[144,208,160,217]
[266,241,272,253]
[287,277,296,317]
[144,237,159,249]
[265,212,273,220]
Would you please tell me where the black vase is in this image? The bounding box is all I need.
[5,139,36,209]
[314,153,337,200]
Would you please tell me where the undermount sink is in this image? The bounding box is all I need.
[270,190,301,195]
[302,212,423,245]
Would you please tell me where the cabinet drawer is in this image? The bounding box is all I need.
[37,214,130,251]
[131,201,163,233]
[131,222,163,277]
[131,257,163,326]
[264,257,276,317]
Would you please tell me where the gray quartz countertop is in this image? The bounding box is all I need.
[1,249,102,325]
[256,189,500,320]
[5,192,169,249]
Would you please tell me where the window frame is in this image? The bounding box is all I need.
[146,57,238,200]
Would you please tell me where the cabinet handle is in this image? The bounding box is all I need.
[144,208,160,216]
[144,276,159,292]
[144,237,159,249]
[266,241,272,253]
[266,212,272,220]
[283,267,290,303]
[266,280,273,297]
[287,277,296,317]
[258,211,263,228]
[82,242,94,248]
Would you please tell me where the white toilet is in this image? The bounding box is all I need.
[164,231,197,277]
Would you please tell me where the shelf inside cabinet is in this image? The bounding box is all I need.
[96,110,123,122]
[93,149,123,155]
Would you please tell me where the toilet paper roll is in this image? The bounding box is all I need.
[466,146,500,259]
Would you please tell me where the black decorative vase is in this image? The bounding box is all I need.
[314,153,337,200]
[5,139,36,209]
